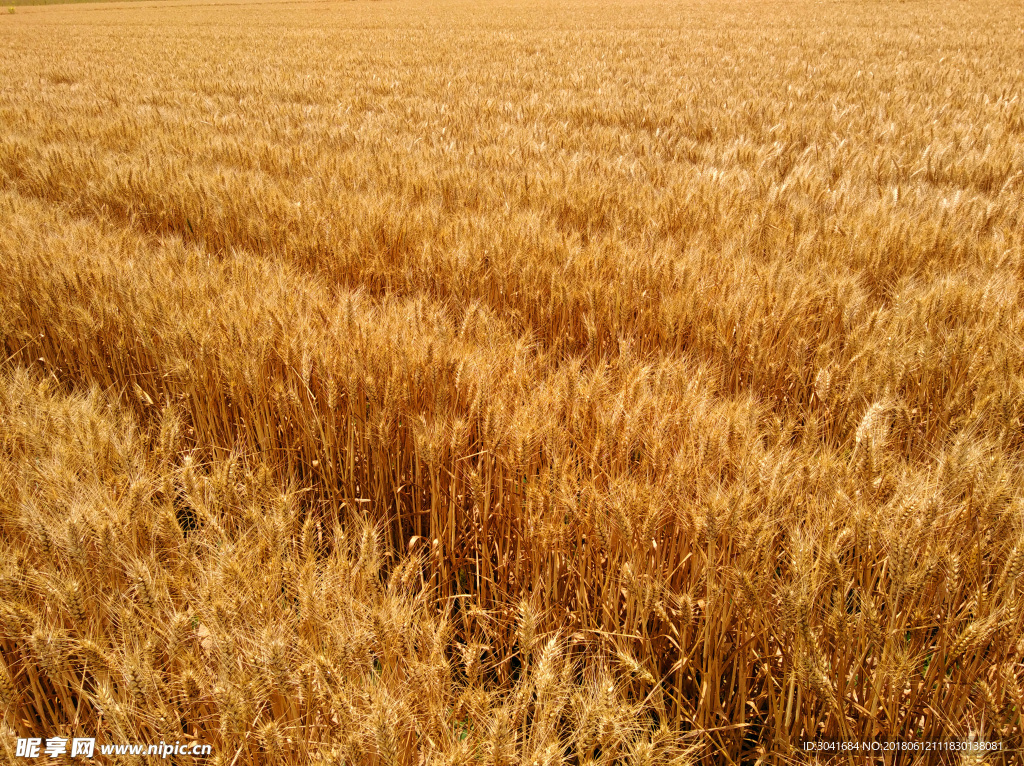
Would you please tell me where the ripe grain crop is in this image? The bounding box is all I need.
[1,0,1023,763]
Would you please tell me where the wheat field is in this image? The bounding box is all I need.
[1,0,1023,763]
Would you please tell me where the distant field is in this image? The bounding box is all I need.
[7,0,135,6]
[2,0,1023,763]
